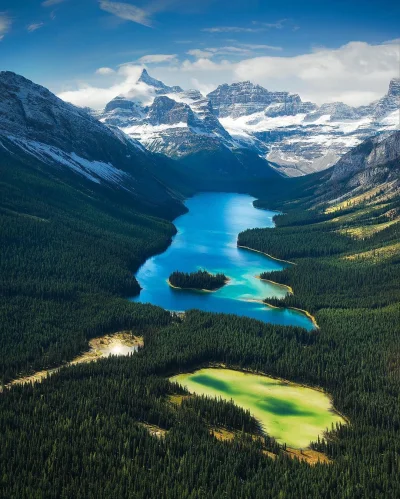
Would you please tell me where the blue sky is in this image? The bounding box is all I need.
[1,0,399,108]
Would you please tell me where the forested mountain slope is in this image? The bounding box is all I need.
[0,144,184,382]
[0,72,197,382]
[2,167,400,497]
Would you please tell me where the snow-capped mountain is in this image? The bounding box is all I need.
[99,69,235,157]
[98,69,280,186]
[207,81,317,118]
[138,68,183,94]
[218,78,399,176]
[98,70,399,178]
[0,71,185,214]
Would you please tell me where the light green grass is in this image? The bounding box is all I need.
[171,368,345,448]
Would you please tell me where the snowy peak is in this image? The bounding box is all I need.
[104,95,144,114]
[101,96,146,127]
[206,81,316,118]
[147,96,198,126]
[388,78,400,97]
[98,70,398,175]
[137,68,183,94]
[304,102,361,122]
[0,70,115,154]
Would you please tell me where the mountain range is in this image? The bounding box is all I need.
[1,69,399,214]
[97,69,399,177]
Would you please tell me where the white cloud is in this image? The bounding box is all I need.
[178,41,400,105]
[138,54,177,64]
[202,26,263,33]
[42,0,67,6]
[57,41,400,110]
[0,13,12,41]
[253,19,287,29]
[58,65,155,110]
[96,67,116,75]
[187,49,215,59]
[27,23,45,32]
[98,1,152,27]
[233,41,400,104]
[190,78,215,95]
[187,44,282,60]
[181,57,232,72]
[240,44,282,51]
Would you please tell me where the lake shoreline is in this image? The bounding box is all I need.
[255,275,294,294]
[237,244,296,265]
[264,302,319,328]
[167,276,230,293]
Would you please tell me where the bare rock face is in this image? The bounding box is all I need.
[138,68,183,94]
[330,131,400,184]
[206,81,317,118]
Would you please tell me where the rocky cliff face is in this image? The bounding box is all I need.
[138,68,183,94]
[206,81,317,118]
[330,131,400,184]
[99,70,238,159]
[310,130,400,206]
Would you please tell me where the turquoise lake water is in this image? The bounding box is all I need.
[131,192,314,330]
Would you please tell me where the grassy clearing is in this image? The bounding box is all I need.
[325,185,392,214]
[344,242,400,263]
[338,220,399,239]
[210,427,330,465]
[140,423,168,439]
[3,332,142,390]
[171,368,344,449]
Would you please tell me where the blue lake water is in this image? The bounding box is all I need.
[131,192,314,330]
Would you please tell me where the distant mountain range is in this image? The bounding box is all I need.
[98,69,399,177]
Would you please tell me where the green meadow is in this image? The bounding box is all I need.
[171,368,345,448]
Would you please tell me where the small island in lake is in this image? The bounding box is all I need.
[168,270,229,291]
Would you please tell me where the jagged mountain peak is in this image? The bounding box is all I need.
[147,96,199,127]
[388,77,400,96]
[206,80,309,118]
[137,68,183,94]
[138,68,165,89]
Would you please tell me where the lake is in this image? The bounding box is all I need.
[132,193,314,330]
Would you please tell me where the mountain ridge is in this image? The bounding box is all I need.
[97,70,399,178]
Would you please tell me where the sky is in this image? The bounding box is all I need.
[0,0,399,109]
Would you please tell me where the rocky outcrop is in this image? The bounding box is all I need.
[206,81,315,118]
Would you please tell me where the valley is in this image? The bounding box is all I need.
[0,69,399,498]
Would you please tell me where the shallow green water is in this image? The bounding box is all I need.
[171,368,344,448]
[132,193,314,329]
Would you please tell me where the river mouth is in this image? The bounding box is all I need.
[132,193,314,330]
[171,368,345,449]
